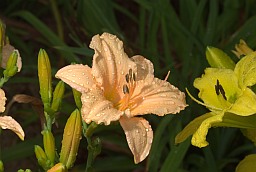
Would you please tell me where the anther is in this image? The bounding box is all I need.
[129,69,132,78]
[132,73,136,81]
[125,74,130,83]
[215,79,227,100]
[123,84,129,94]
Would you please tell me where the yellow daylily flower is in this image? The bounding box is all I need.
[56,33,187,163]
[176,51,256,147]
[0,88,24,140]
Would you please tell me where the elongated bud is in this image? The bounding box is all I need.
[72,88,82,109]
[42,129,56,164]
[38,49,52,108]
[206,46,235,69]
[34,145,51,170]
[3,50,19,77]
[60,109,82,169]
[51,81,65,112]
[0,160,4,172]
[48,163,67,172]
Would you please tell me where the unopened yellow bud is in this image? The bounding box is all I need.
[34,145,51,170]
[38,49,52,108]
[51,81,65,112]
[59,109,82,169]
[42,129,56,164]
[48,163,67,172]
[0,160,4,172]
[206,46,235,69]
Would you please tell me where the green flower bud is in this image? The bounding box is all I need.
[206,46,235,69]
[51,81,65,112]
[42,129,56,164]
[38,49,52,108]
[72,88,82,109]
[48,163,67,172]
[0,160,4,172]
[60,109,82,169]
[34,145,51,170]
[17,169,32,172]
[3,50,19,78]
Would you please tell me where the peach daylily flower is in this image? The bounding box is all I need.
[56,33,187,163]
[0,88,24,140]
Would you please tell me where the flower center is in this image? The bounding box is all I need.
[116,69,137,111]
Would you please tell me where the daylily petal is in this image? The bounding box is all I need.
[176,112,256,147]
[131,55,154,83]
[194,68,240,109]
[0,88,6,113]
[90,33,136,99]
[175,112,214,144]
[55,64,95,93]
[229,88,256,116]
[236,154,256,172]
[234,51,256,88]
[130,78,186,116]
[0,116,25,140]
[191,112,224,148]
[81,87,123,125]
[119,116,153,164]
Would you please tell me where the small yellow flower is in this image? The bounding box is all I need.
[56,33,187,163]
[0,88,24,140]
[232,39,253,58]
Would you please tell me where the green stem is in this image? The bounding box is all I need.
[85,137,93,172]
[84,122,98,172]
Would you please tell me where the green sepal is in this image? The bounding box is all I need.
[206,46,235,69]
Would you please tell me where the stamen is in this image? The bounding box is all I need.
[123,84,129,94]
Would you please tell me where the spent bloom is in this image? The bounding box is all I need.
[0,88,24,140]
[56,33,187,163]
